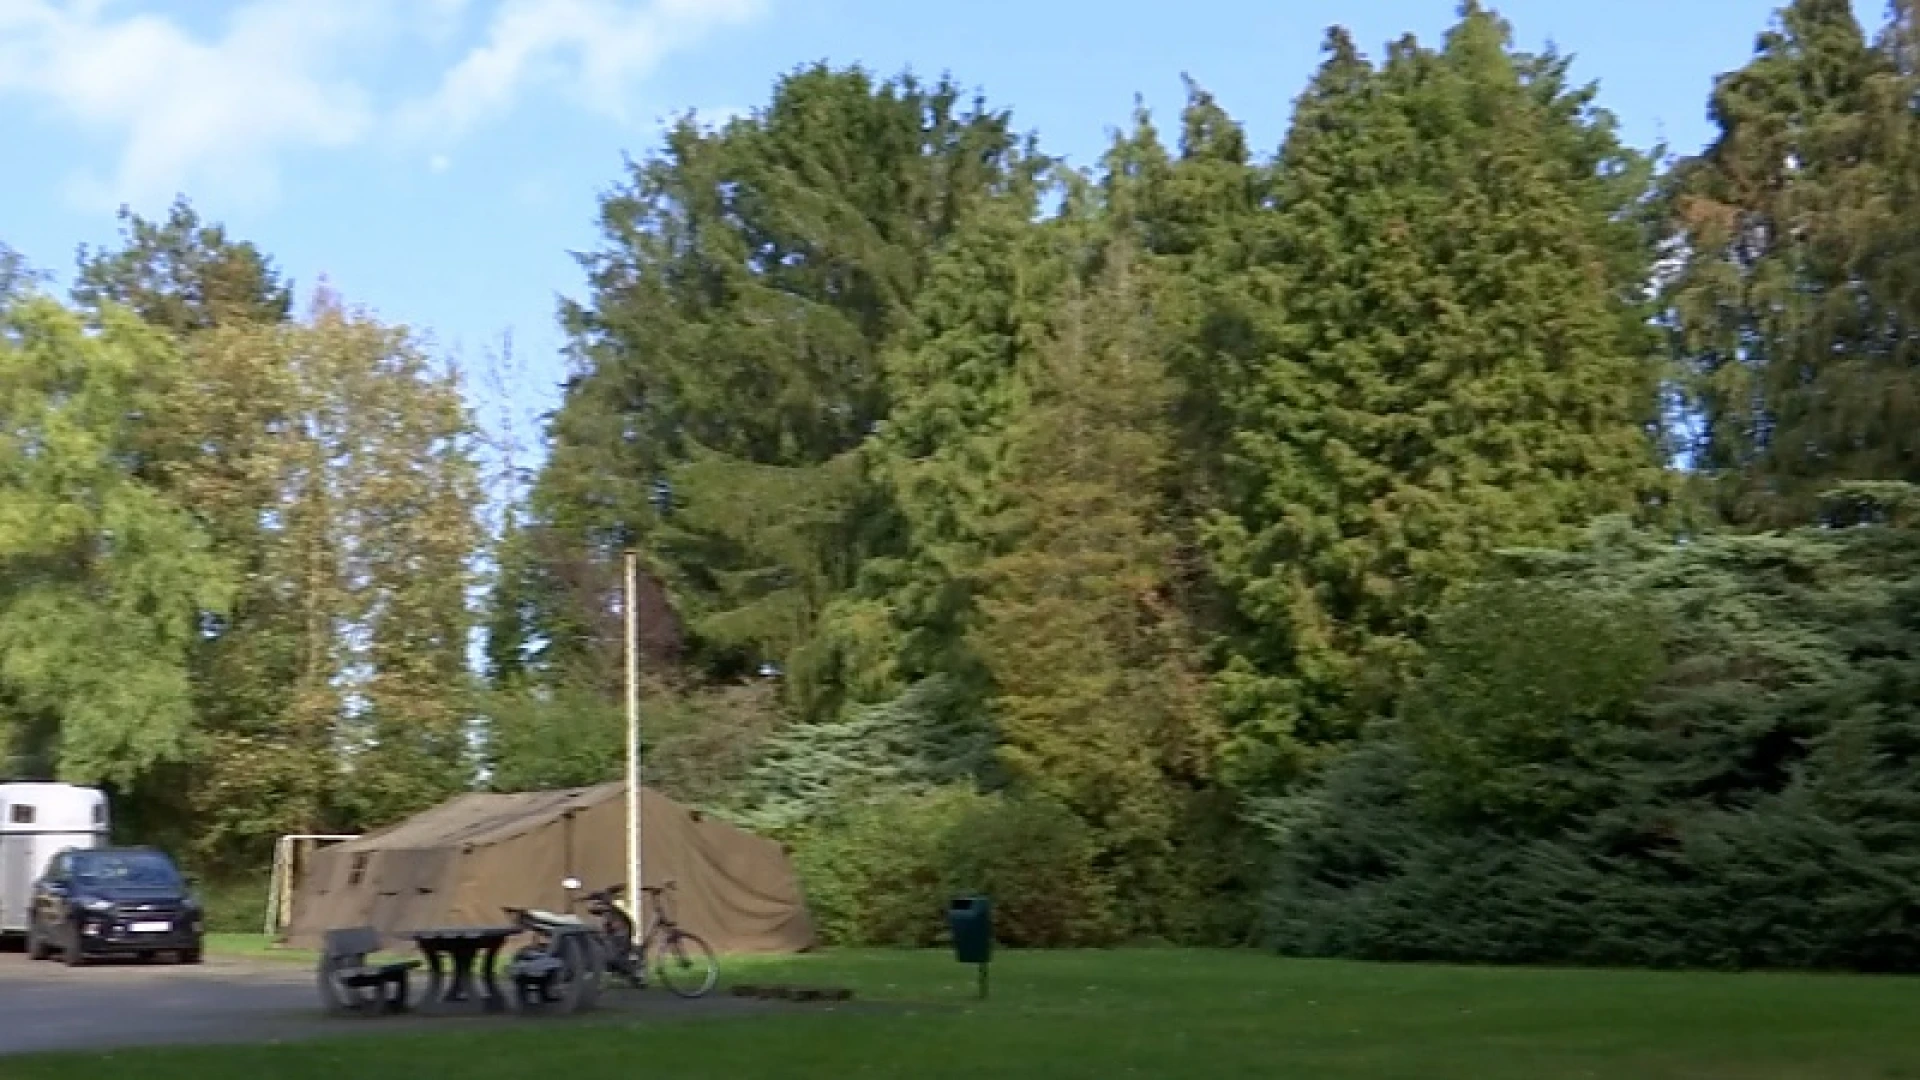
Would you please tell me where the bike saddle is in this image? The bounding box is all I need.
[526,909,588,928]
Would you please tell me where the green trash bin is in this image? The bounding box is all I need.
[948,895,992,998]
[948,895,992,964]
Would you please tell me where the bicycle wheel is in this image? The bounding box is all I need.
[652,929,719,999]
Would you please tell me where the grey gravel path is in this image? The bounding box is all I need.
[0,949,810,1057]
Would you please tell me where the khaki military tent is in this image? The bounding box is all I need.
[283,783,814,954]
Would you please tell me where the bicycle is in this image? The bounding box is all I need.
[563,876,720,999]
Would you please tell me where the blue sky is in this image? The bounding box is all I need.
[0,0,1887,490]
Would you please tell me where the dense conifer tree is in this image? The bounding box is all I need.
[1205,9,1670,787]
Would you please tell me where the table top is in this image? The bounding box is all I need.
[402,926,521,941]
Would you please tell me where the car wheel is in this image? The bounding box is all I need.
[62,925,87,968]
[178,947,203,965]
[26,925,49,961]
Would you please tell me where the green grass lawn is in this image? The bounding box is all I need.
[16,940,1920,1079]
[204,931,318,961]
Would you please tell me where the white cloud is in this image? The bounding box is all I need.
[430,154,453,174]
[0,0,771,210]
[0,0,398,210]
[398,0,768,143]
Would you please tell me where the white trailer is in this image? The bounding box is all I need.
[0,783,109,934]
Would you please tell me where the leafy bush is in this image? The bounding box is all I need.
[942,792,1116,947]
[197,872,270,934]
[788,785,1118,947]
[1399,578,1665,830]
[788,786,979,947]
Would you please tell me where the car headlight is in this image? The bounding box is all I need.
[80,897,114,913]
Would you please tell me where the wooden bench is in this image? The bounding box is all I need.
[317,926,423,1015]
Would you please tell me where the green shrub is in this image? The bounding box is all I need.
[1399,578,1665,831]
[789,786,978,947]
[1260,517,1920,971]
[788,785,1118,947]
[941,793,1115,947]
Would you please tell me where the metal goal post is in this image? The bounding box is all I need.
[262,833,359,939]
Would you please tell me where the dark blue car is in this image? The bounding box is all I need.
[26,846,204,966]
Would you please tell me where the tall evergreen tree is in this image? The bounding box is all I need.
[857,122,1264,932]
[1206,8,1669,788]
[966,235,1227,936]
[74,196,293,333]
[484,508,535,691]
[851,171,1064,703]
[526,65,1035,722]
[859,83,1265,721]
[1665,0,1920,525]
[1105,83,1271,651]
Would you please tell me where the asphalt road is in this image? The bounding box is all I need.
[0,948,802,1058]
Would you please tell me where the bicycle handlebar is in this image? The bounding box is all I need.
[563,878,678,904]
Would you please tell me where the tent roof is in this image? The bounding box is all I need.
[336,782,626,852]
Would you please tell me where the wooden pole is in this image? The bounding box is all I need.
[624,548,642,942]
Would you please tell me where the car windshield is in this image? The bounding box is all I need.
[71,851,181,889]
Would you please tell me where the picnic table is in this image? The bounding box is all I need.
[402,926,523,1013]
